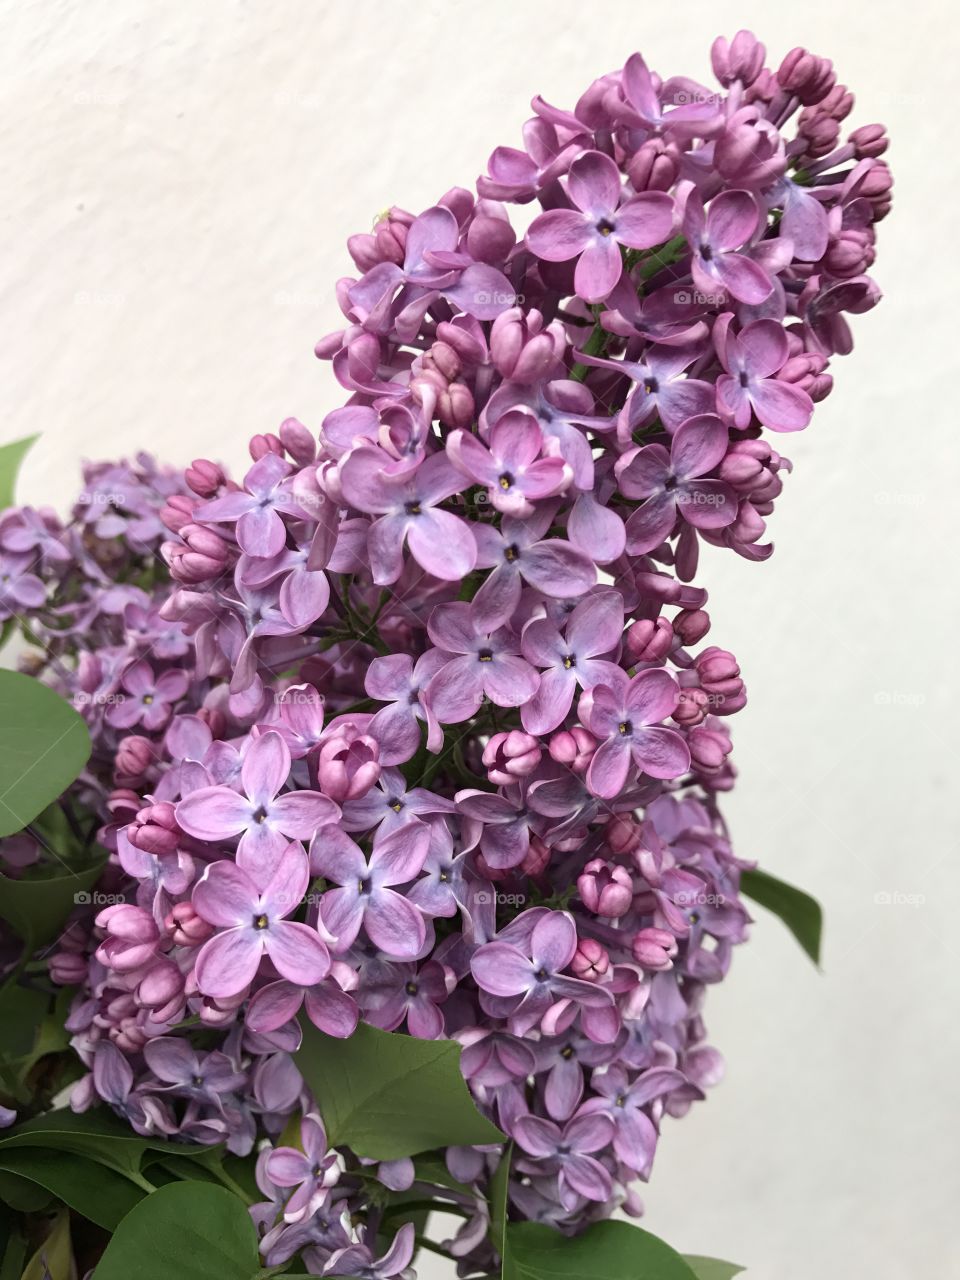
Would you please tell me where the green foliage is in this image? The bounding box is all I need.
[295,1020,504,1159]
[741,867,823,965]
[0,672,91,840]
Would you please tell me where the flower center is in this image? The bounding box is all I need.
[562,653,576,669]
[498,472,514,490]
[596,217,616,237]
[643,377,659,395]
[252,806,269,824]
[478,648,494,662]
[405,981,419,996]
[405,500,421,516]
[739,370,750,388]
[504,544,520,562]
[700,242,713,261]
[618,720,632,736]
[252,913,269,930]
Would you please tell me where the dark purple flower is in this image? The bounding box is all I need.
[581,669,690,797]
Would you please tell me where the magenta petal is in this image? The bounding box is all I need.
[632,725,691,779]
[520,667,576,735]
[237,506,287,557]
[624,494,678,554]
[521,541,596,599]
[425,656,484,724]
[364,888,426,958]
[574,236,623,303]
[260,842,310,918]
[706,189,759,251]
[713,252,772,305]
[193,860,257,927]
[471,564,522,634]
[567,150,622,217]
[568,492,626,564]
[513,1115,560,1157]
[483,655,540,707]
[586,737,633,799]
[304,983,359,1038]
[318,887,365,952]
[614,192,675,249]
[671,415,729,478]
[471,943,533,997]
[310,826,366,884]
[407,509,477,581]
[563,1153,613,1202]
[266,921,330,986]
[246,980,304,1033]
[531,913,577,971]
[242,731,290,807]
[272,791,340,839]
[737,319,789,378]
[526,209,592,262]
[176,783,252,844]
[195,928,262,998]
[750,379,813,431]
[681,480,738,528]
[370,821,431,887]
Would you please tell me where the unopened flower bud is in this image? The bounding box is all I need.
[185,459,226,498]
[114,735,153,786]
[571,937,610,982]
[483,730,541,785]
[626,616,673,663]
[127,802,180,855]
[711,29,766,88]
[578,858,633,918]
[548,727,596,773]
[632,926,678,971]
[317,726,380,803]
[673,608,711,646]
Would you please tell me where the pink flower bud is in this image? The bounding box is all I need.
[606,816,641,855]
[166,523,231,584]
[166,901,214,946]
[696,647,746,714]
[673,686,709,727]
[278,417,317,465]
[548,727,596,773]
[317,726,380,803]
[114,735,154,786]
[688,720,734,775]
[184,458,225,498]
[250,432,283,461]
[578,858,633,918]
[711,30,766,88]
[127,802,180,855]
[490,308,565,383]
[849,122,888,159]
[160,493,196,534]
[483,730,541,785]
[571,937,610,982]
[625,616,673,663]
[627,137,681,192]
[632,926,678,971]
[49,951,88,985]
[777,48,836,105]
[673,608,710,646]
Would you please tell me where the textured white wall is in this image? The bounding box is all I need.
[1,1,956,1276]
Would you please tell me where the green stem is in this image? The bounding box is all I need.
[415,1236,458,1261]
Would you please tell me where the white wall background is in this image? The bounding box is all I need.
[1,1,956,1275]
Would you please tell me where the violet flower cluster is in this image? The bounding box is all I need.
[0,31,890,1279]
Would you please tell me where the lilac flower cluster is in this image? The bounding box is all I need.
[1,30,889,1278]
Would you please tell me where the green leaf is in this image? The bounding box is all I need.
[0,436,37,510]
[740,868,822,965]
[295,1020,504,1160]
[0,856,106,950]
[0,1148,141,1230]
[0,1168,52,1211]
[93,1182,260,1280]
[487,1141,511,1254]
[0,671,91,839]
[0,1108,208,1180]
[503,1221,698,1280]
[682,1256,746,1280]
